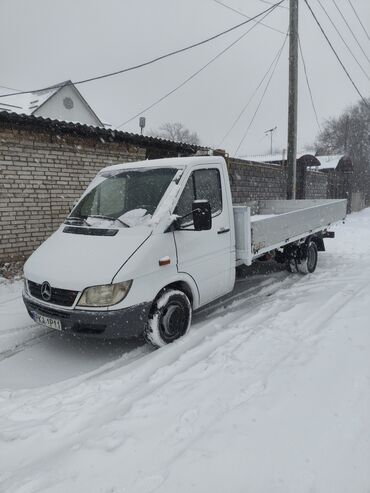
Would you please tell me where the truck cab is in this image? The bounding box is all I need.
[23,156,235,346]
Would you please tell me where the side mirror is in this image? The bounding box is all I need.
[192,200,212,231]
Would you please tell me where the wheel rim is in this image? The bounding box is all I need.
[160,301,188,341]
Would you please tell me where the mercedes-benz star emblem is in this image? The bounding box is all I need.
[41,281,52,301]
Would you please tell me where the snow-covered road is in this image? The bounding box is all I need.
[1,209,370,492]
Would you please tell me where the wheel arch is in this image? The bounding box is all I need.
[306,233,325,252]
[311,232,325,252]
[152,275,199,311]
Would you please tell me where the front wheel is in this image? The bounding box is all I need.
[144,289,192,348]
[297,241,318,274]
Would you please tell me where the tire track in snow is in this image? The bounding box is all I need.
[114,274,370,486]
[0,328,50,363]
[2,262,369,491]
[0,294,21,306]
[6,267,368,493]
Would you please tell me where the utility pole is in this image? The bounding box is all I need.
[287,0,299,199]
[265,126,277,155]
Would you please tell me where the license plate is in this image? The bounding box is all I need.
[31,312,62,331]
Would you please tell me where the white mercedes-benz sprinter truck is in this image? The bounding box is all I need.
[23,156,346,347]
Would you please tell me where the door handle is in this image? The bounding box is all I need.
[217,227,230,234]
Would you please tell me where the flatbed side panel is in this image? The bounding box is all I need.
[258,199,345,215]
[251,199,346,255]
[233,206,252,266]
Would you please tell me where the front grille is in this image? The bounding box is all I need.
[27,280,78,307]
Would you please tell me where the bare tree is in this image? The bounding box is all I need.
[152,122,201,145]
[314,97,370,194]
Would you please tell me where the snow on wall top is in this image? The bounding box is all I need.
[241,152,309,164]
[242,153,345,171]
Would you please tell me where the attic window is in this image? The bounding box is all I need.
[63,97,74,110]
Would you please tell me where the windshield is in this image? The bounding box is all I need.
[69,167,178,226]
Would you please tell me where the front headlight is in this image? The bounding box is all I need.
[77,281,132,307]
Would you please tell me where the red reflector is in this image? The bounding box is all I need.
[159,257,171,266]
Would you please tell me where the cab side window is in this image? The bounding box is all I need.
[193,169,222,215]
[175,168,222,226]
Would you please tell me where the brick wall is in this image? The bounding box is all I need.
[304,170,328,199]
[0,119,354,264]
[325,170,353,212]
[0,127,146,262]
[229,158,287,203]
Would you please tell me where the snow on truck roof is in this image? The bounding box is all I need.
[99,156,226,173]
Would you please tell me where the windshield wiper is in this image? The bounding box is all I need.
[87,215,130,227]
[65,216,89,226]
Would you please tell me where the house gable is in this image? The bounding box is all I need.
[34,83,103,127]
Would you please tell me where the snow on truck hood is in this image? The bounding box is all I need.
[24,225,151,291]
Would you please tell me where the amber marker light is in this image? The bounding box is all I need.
[159,257,171,266]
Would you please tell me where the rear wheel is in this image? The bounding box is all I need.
[144,289,192,348]
[297,241,318,274]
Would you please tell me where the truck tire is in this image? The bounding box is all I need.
[144,289,192,348]
[297,241,318,274]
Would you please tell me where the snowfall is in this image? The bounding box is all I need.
[1,209,370,493]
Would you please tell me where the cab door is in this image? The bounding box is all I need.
[173,166,233,306]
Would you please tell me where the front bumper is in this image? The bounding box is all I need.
[23,293,152,339]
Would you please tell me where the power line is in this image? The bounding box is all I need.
[0,84,22,92]
[258,0,288,10]
[218,32,288,145]
[298,35,321,131]
[331,0,370,65]
[346,0,370,42]
[316,0,370,82]
[0,0,285,99]
[234,31,288,156]
[117,5,283,129]
[211,0,286,35]
[304,0,369,109]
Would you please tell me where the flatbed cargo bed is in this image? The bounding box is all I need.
[234,199,347,266]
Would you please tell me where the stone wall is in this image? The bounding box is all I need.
[0,127,145,262]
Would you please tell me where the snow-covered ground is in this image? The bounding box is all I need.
[1,209,370,492]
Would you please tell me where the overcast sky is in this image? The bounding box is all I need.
[1,0,369,156]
